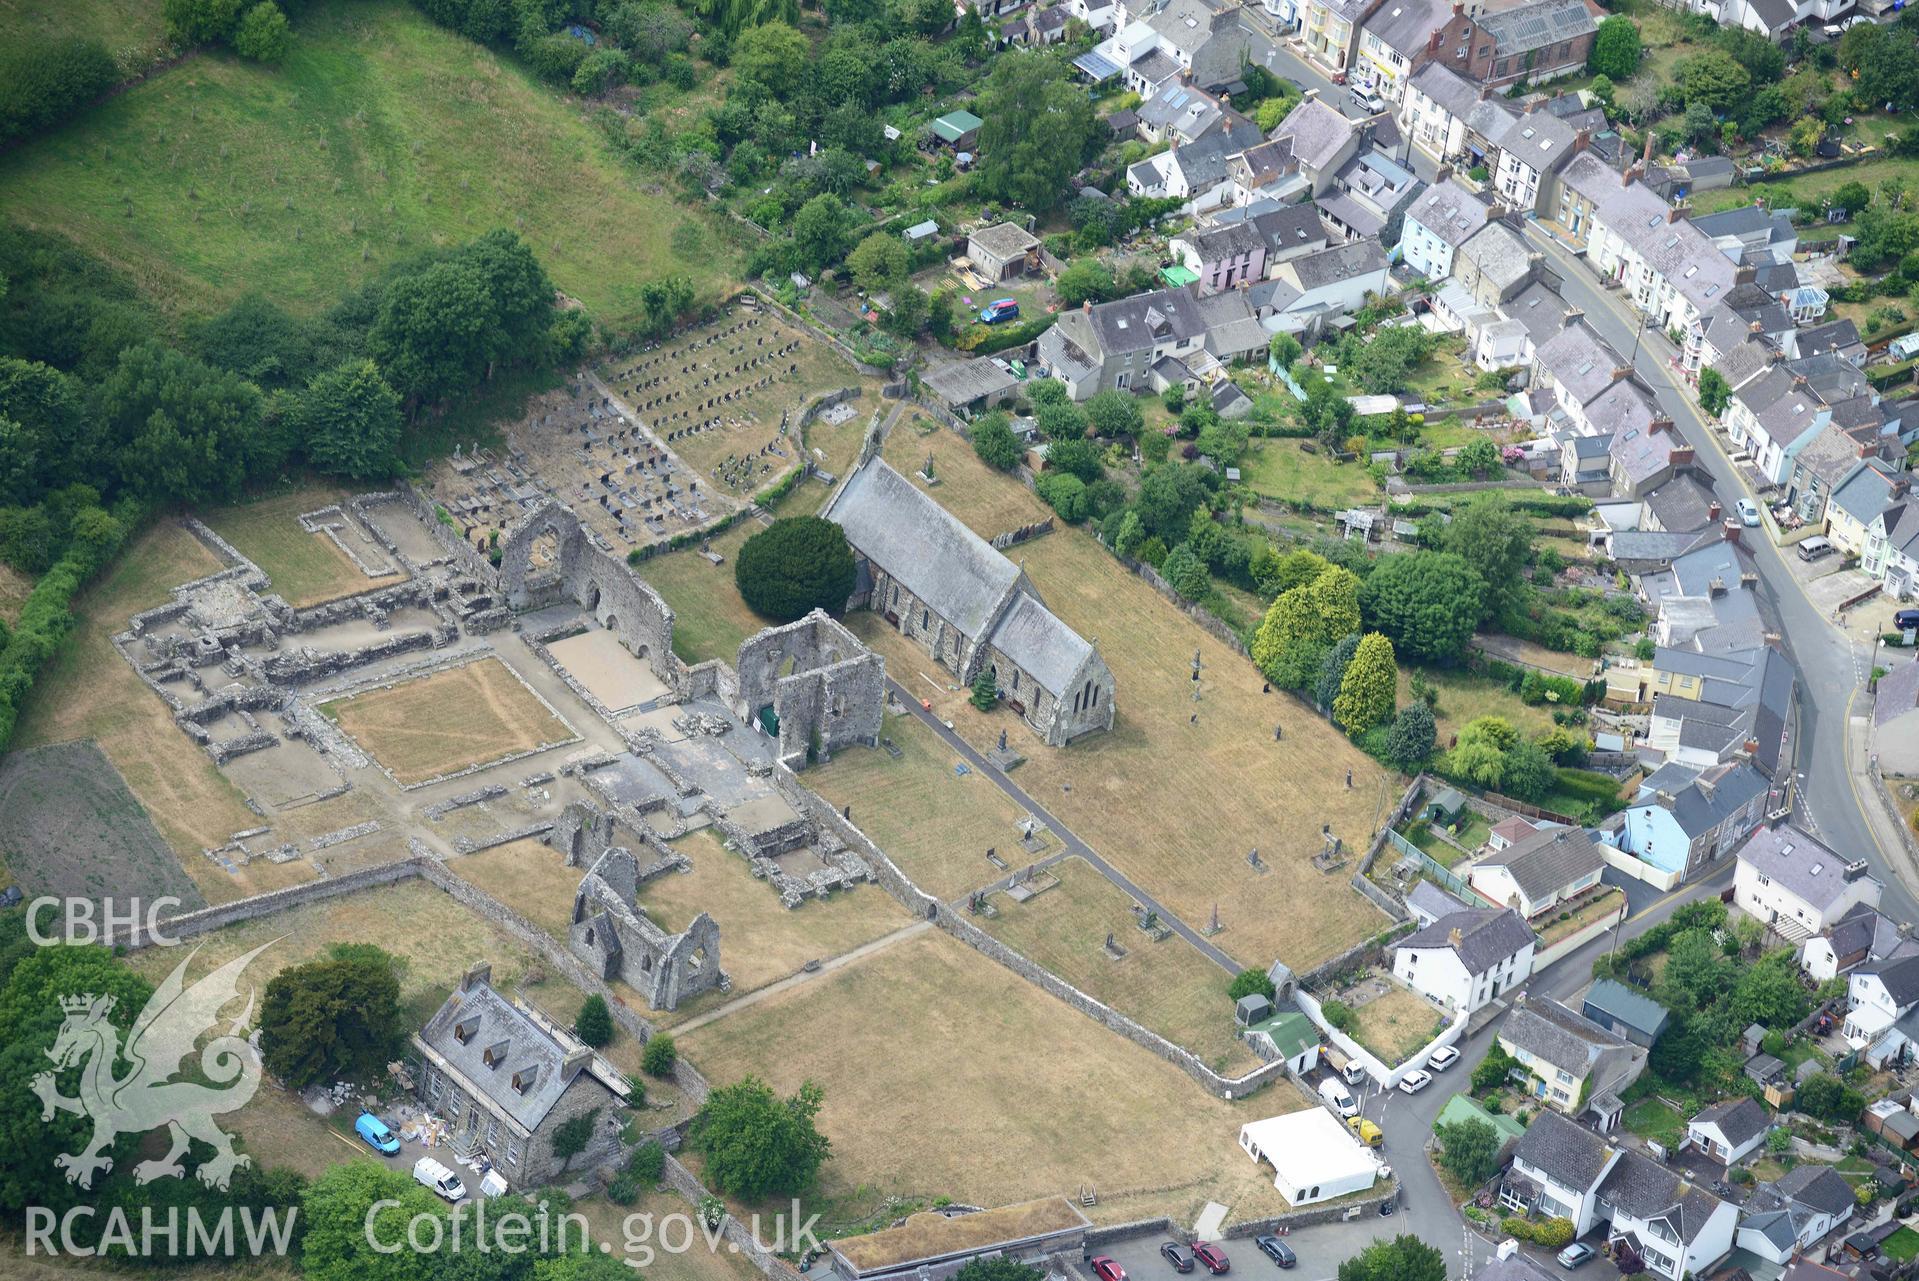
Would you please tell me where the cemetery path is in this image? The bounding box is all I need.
[669,919,934,1035]
[888,678,1243,974]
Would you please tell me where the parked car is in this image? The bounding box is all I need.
[1896,608,1919,630]
[1557,1244,1596,1270]
[355,1112,400,1155]
[979,298,1020,325]
[1737,498,1761,527]
[1162,1244,1195,1274]
[1427,1045,1460,1071]
[1797,536,1835,562]
[1092,1257,1127,1281]
[1192,1243,1229,1275]
[1318,1077,1357,1118]
[1399,1069,1432,1095]
[1825,14,1872,34]
[1347,1116,1383,1147]
[413,1157,467,1204]
[1349,88,1386,113]
[1255,1237,1295,1269]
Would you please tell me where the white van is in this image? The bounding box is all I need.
[1318,1076,1358,1118]
[414,1156,468,1203]
[1797,536,1835,562]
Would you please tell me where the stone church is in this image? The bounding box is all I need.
[822,457,1115,746]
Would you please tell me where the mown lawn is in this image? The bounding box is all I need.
[1239,436,1380,510]
[0,0,738,327]
[1623,1097,1685,1149]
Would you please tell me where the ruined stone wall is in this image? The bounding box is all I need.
[733,611,885,767]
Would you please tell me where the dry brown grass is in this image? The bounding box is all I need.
[325,657,575,785]
[1346,984,1446,1066]
[12,520,297,903]
[680,929,1313,1226]
[645,828,909,1024]
[984,857,1257,1075]
[0,562,31,627]
[853,430,1391,971]
[446,836,584,937]
[836,1199,1089,1271]
[572,1188,769,1281]
[203,488,402,608]
[882,419,1054,539]
[807,708,1028,902]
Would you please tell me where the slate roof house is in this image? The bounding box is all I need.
[1498,996,1647,1131]
[1467,826,1606,921]
[1256,239,1392,331]
[1454,220,1537,310]
[1596,1150,1737,1281]
[1391,907,1536,1013]
[1580,978,1671,1047]
[1734,821,1883,943]
[1266,96,1366,199]
[824,458,1115,746]
[1406,878,1472,927]
[1738,1165,1857,1264]
[1399,178,1494,281]
[1500,1108,1621,1235]
[1685,1096,1771,1165]
[1038,285,1267,399]
[1169,204,1330,295]
[413,963,631,1188]
[1802,902,1917,984]
[1614,759,1771,882]
[1317,148,1422,246]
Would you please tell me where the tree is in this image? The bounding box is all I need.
[553,1107,602,1169]
[1162,544,1211,601]
[1457,438,1501,478]
[1435,1118,1502,1185]
[258,947,406,1090]
[1134,463,1211,539]
[1500,739,1557,803]
[1471,1043,1518,1092]
[1716,26,1786,87]
[233,2,292,61]
[1334,633,1397,733]
[642,1032,678,1077]
[1035,398,1087,442]
[1384,703,1437,770]
[1056,259,1115,307]
[847,233,910,293]
[96,342,274,505]
[1228,968,1277,1002]
[0,36,119,146]
[573,47,634,95]
[165,0,247,45]
[791,194,856,272]
[1841,22,1919,111]
[369,230,558,407]
[1338,1235,1446,1281]
[1085,390,1144,440]
[1036,471,1088,522]
[1697,366,1731,417]
[971,667,999,711]
[1451,715,1518,788]
[972,413,1023,470]
[695,1076,832,1200]
[1251,565,1362,689]
[1589,15,1642,80]
[301,1163,443,1281]
[1661,928,1734,1013]
[735,516,856,622]
[1731,951,1810,1028]
[1832,181,1874,217]
[1268,332,1302,371]
[1797,1073,1865,1123]
[732,21,810,97]
[1443,496,1532,621]
[1678,50,1752,114]
[1346,324,1433,395]
[976,53,1098,213]
[1314,633,1363,711]
[575,994,614,1048]
[1359,551,1485,663]
[293,359,402,480]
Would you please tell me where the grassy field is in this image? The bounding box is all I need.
[635,519,776,665]
[1345,985,1445,1066]
[204,487,401,607]
[1398,664,1559,745]
[1238,436,1380,510]
[680,928,1316,1225]
[643,828,909,1022]
[0,0,172,73]
[0,0,738,327]
[324,656,575,785]
[1694,156,1919,217]
[1622,1097,1686,1150]
[808,708,1029,902]
[983,857,1256,1075]
[445,836,584,937]
[858,427,1391,971]
[12,519,302,901]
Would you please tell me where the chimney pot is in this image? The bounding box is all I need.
[1723,519,1742,544]
[1707,500,1722,522]
[1667,204,1687,224]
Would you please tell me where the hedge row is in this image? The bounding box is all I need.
[0,503,139,751]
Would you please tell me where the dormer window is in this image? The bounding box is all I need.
[483,1039,511,1067]
[453,1017,480,1044]
[511,1065,540,1095]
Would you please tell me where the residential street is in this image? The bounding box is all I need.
[1517,221,1919,926]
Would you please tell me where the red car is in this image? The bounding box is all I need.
[1192,1244,1229,1275]
[1092,1258,1128,1281]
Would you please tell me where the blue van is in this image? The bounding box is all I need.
[979,298,1020,325]
[355,1112,401,1155]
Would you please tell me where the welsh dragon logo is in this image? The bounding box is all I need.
[31,941,274,1191]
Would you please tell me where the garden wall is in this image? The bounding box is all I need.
[1531,895,1627,971]
[1293,984,1467,1090]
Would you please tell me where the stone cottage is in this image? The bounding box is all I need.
[822,457,1115,746]
[413,963,632,1188]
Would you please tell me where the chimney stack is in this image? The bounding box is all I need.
[1573,127,1592,156]
[1611,366,1634,382]
[1707,500,1722,523]
[1670,445,1695,467]
[1667,203,1688,224]
[1722,519,1742,544]
[1642,129,1655,171]
[561,1045,594,1081]
[461,962,493,993]
[1650,417,1674,435]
